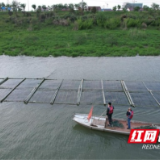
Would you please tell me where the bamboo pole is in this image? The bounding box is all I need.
[46,88,124,92]
[77,79,83,106]
[24,78,45,104]
[29,101,78,105]
[143,82,160,106]
[0,77,8,85]
[77,80,81,103]
[1,78,160,83]
[150,91,160,106]
[50,80,63,105]
[0,78,26,103]
[121,81,131,104]
[121,81,135,107]
[101,80,106,106]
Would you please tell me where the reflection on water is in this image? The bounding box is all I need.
[0,55,160,81]
[0,56,160,159]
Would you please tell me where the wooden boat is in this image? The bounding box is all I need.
[73,110,160,135]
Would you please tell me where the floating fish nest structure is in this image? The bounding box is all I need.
[0,78,160,107]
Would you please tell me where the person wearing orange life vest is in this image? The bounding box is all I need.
[126,108,134,129]
[106,102,114,126]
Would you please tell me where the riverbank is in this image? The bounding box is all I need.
[1,27,160,57]
[0,11,160,57]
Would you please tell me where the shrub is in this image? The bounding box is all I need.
[5,18,10,23]
[84,19,93,29]
[128,14,137,19]
[105,18,121,29]
[76,18,93,30]
[127,18,140,28]
[53,19,70,26]
[91,7,97,14]
[69,14,77,22]
[152,18,160,26]
[30,18,39,25]
[81,15,89,21]
[63,13,77,22]
[134,6,140,11]
[45,18,53,25]
[96,13,107,27]
[40,14,46,22]
[143,18,155,26]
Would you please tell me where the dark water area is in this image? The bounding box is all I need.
[0,55,160,159]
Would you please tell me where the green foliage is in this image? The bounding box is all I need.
[96,13,107,27]
[63,13,77,22]
[45,18,52,25]
[0,10,160,57]
[143,5,150,11]
[155,18,160,26]
[42,5,47,10]
[74,35,87,45]
[20,3,26,11]
[117,5,121,10]
[105,35,118,46]
[23,35,39,45]
[143,18,155,26]
[148,9,155,16]
[32,24,41,30]
[128,29,147,39]
[123,8,127,12]
[76,18,93,30]
[91,7,97,14]
[134,6,140,11]
[151,3,159,10]
[113,6,117,11]
[127,18,140,28]
[32,4,36,11]
[8,11,13,17]
[105,18,121,29]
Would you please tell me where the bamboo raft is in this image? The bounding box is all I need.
[0,77,160,107]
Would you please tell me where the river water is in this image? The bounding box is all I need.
[0,55,160,159]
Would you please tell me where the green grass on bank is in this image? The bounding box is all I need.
[1,26,160,57]
[0,11,160,57]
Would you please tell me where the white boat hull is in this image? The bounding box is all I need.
[73,114,131,135]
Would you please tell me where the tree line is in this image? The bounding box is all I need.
[1,1,160,13]
[113,3,160,12]
[0,1,87,12]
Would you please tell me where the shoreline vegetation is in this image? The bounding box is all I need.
[0,1,160,57]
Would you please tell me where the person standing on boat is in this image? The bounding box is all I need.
[126,108,134,129]
[106,102,114,126]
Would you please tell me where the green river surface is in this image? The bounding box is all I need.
[0,56,160,159]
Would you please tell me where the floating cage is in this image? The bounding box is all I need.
[0,78,160,107]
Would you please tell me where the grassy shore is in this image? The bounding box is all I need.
[0,11,160,57]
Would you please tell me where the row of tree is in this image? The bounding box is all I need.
[0,1,87,12]
[0,1,26,11]
[1,1,160,12]
[31,2,87,12]
[113,3,160,12]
